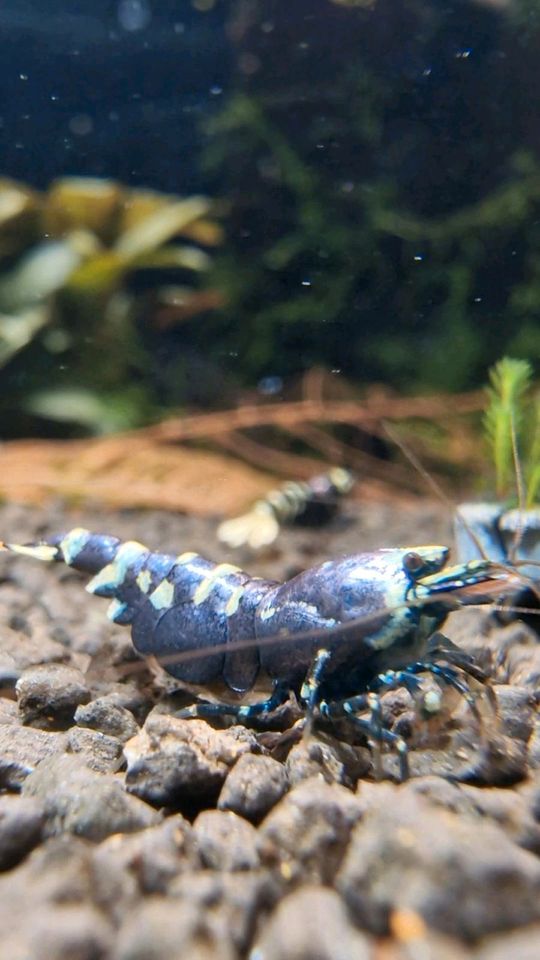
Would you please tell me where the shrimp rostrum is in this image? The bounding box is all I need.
[0,528,524,778]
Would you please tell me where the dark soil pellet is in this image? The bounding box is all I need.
[193,809,260,871]
[21,754,160,841]
[124,714,258,808]
[0,795,45,870]
[218,753,289,821]
[16,663,90,729]
[74,697,140,742]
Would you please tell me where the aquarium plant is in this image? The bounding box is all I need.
[0,176,222,436]
[454,356,540,573]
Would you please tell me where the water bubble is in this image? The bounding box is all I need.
[118,0,151,32]
[69,114,93,136]
[238,53,261,75]
[258,376,283,396]
[43,329,70,353]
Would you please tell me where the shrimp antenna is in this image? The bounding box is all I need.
[382,419,490,561]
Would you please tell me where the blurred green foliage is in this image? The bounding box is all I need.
[196,0,540,394]
[206,99,540,391]
[0,177,221,435]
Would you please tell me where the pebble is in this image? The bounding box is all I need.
[285,735,370,788]
[0,624,68,673]
[0,795,45,870]
[0,723,67,789]
[251,885,372,960]
[456,730,529,786]
[218,753,289,821]
[2,904,113,960]
[67,726,125,773]
[16,664,90,729]
[0,698,19,723]
[124,714,258,808]
[258,778,364,884]
[492,685,536,742]
[522,777,540,824]
[168,870,282,955]
[26,905,112,960]
[0,650,21,692]
[114,897,237,960]
[407,776,540,856]
[87,684,149,725]
[337,791,540,939]
[21,754,160,842]
[527,718,540,769]
[498,628,540,688]
[74,696,139,741]
[508,647,540,689]
[474,924,540,960]
[193,809,260,871]
[0,833,134,928]
[95,817,200,894]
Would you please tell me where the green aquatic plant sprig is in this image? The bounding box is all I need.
[483,356,540,505]
[524,394,540,507]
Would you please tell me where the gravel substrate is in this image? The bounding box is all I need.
[0,498,539,959]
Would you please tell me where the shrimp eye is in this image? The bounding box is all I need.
[403,551,425,575]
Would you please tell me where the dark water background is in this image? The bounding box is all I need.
[0,0,228,191]
[1,0,540,436]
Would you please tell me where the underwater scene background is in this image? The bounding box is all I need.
[1,0,540,502]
